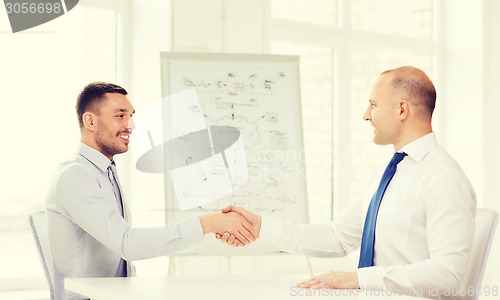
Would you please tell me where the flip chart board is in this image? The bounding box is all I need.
[159,52,308,254]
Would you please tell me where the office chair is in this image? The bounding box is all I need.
[29,211,55,300]
[459,208,499,300]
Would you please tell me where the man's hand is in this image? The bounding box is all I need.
[199,212,257,247]
[296,271,359,289]
[215,206,262,247]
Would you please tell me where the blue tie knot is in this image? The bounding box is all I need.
[390,152,407,166]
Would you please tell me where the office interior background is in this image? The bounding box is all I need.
[1,0,499,298]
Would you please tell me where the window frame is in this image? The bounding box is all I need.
[266,0,442,218]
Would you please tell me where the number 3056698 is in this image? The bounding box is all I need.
[5,2,62,14]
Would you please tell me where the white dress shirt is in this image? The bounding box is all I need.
[45,143,204,300]
[260,133,476,299]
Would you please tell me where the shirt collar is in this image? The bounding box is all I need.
[399,132,438,163]
[78,142,112,172]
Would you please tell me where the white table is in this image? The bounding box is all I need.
[65,275,430,300]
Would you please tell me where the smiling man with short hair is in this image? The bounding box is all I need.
[45,82,257,300]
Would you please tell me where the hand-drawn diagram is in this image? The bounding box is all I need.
[165,65,305,216]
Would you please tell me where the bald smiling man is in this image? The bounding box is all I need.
[218,66,477,300]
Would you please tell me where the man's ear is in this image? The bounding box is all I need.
[399,100,409,120]
[82,112,96,131]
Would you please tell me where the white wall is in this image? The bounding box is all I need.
[171,0,265,53]
[441,0,484,203]
[481,0,500,288]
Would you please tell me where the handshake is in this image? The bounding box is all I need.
[199,206,262,247]
[199,205,361,290]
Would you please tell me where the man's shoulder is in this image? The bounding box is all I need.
[52,153,101,183]
[423,145,473,188]
[427,145,463,171]
[45,153,101,207]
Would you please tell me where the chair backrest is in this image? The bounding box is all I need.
[29,211,54,300]
[461,208,499,300]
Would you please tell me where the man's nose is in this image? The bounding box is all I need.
[363,107,371,121]
[128,117,136,129]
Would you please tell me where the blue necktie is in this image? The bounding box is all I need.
[358,152,407,268]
